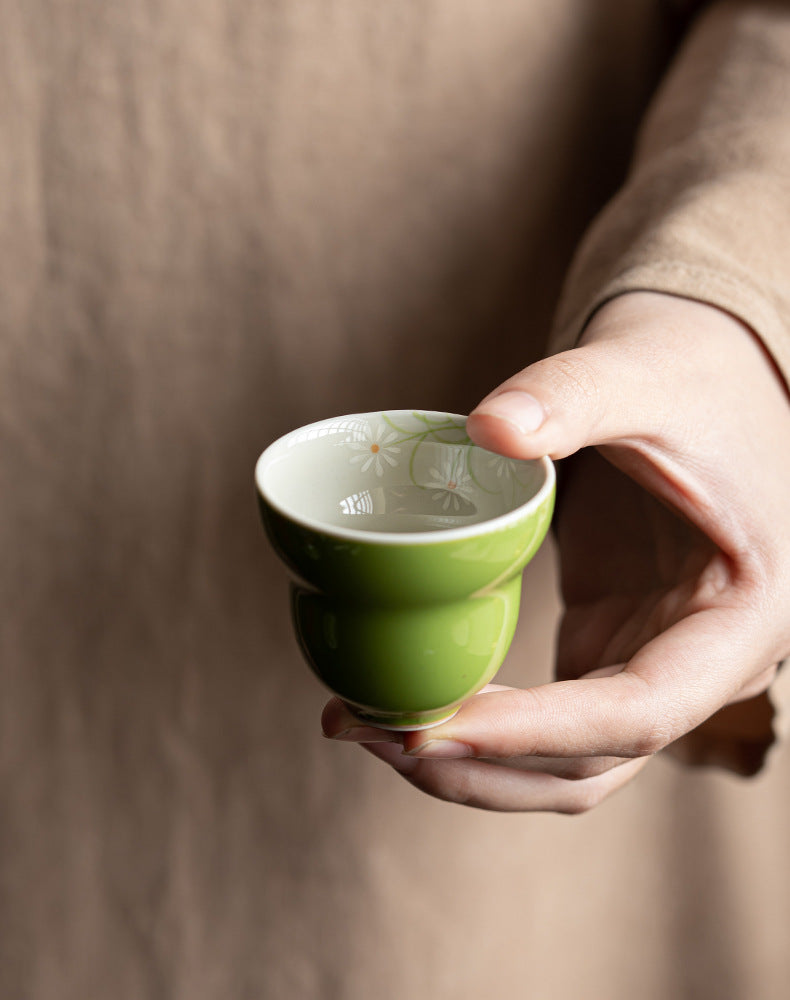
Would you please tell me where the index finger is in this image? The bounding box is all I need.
[402,607,763,760]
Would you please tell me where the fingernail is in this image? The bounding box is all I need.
[327,726,400,744]
[472,390,545,434]
[406,740,475,759]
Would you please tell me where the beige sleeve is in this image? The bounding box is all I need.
[551,0,790,775]
[552,0,790,384]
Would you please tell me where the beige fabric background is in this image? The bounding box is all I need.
[1,2,789,998]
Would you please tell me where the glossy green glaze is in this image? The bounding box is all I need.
[259,497,553,607]
[256,411,555,729]
[290,576,521,726]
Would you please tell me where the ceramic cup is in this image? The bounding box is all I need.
[255,411,555,730]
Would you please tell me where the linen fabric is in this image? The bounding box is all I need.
[1,2,789,998]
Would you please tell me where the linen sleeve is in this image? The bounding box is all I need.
[550,0,790,776]
[551,0,790,384]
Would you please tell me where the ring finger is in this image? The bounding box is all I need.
[362,742,650,813]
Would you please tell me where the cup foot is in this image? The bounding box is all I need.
[347,704,460,732]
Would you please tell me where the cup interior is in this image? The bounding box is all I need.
[257,411,553,539]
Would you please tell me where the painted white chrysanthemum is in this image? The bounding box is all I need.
[347,423,401,477]
[487,453,517,481]
[426,450,473,512]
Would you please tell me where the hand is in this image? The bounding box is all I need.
[322,292,790,811]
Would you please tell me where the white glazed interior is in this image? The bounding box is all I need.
[256,411,554,543]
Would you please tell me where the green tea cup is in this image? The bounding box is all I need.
[255,411,555,730]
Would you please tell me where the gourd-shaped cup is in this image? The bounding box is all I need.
[256,411,555,729]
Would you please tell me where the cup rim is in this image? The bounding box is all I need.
[255,410,555,547]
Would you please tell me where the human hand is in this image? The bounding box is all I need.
[322,292,790,811]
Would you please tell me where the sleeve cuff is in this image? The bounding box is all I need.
[549,262,790,394]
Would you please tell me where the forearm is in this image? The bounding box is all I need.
[552,0,790,385]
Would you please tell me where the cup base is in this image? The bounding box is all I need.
[348,704,460,732]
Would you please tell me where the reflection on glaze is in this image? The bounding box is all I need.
[339,484,477,531]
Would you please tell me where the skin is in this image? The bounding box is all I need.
[322,291,790,813]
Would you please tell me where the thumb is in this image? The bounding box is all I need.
[467,337,661,461]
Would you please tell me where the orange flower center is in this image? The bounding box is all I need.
[370,443,380,453]
[448,480,457,490]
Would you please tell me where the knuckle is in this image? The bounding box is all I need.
[561,758,608,781]
[624,719,664,756]
[540,351,602,416]
[559,789,603,816]
[629,728,668,758]
[558,801,590,816]
[412,763,474,807]
[617,673,672,757]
